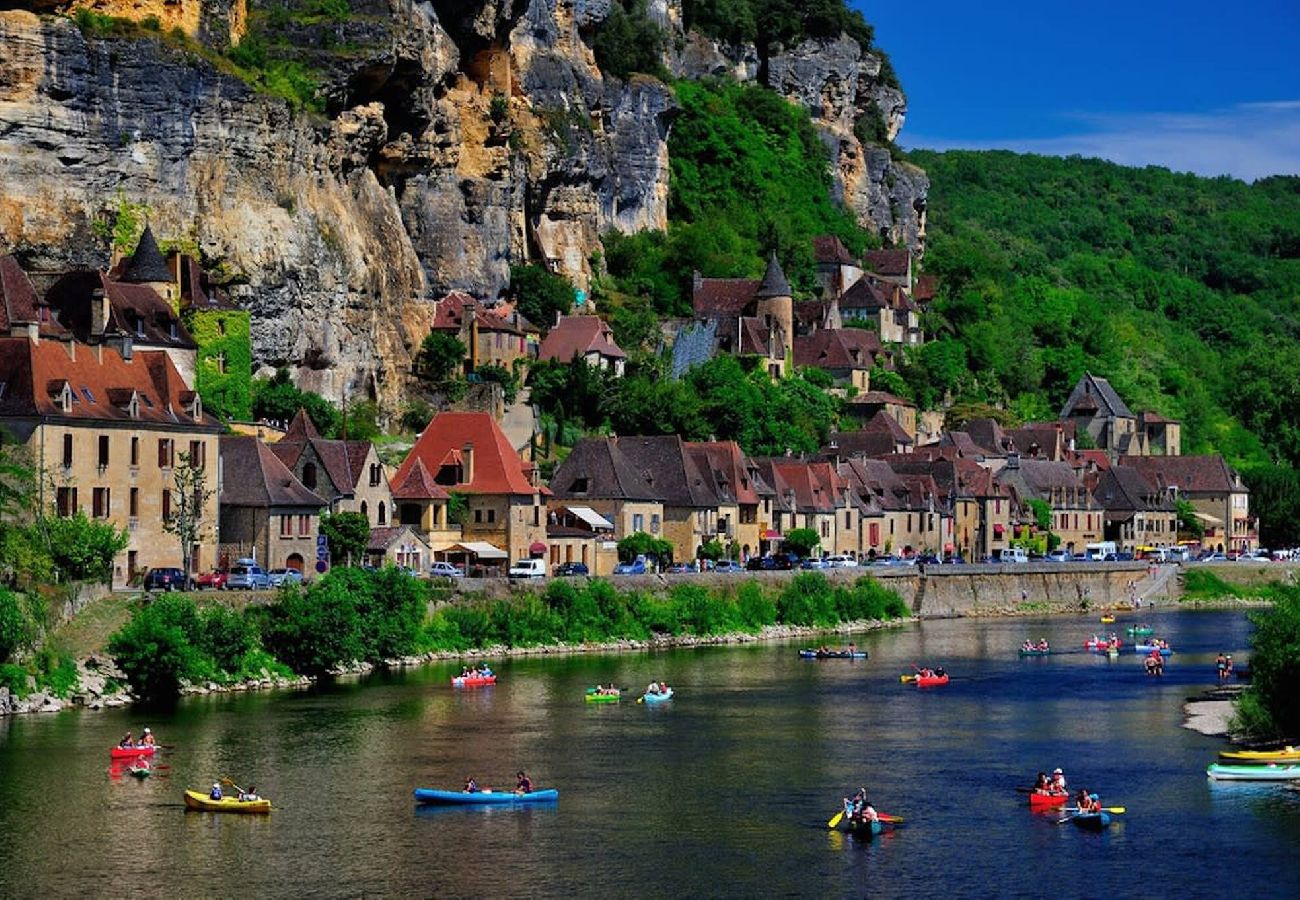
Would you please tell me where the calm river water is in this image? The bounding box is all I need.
[2,608,1298,898]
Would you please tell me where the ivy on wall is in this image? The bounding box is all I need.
[185,310,253,421]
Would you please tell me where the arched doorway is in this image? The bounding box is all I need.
[287,553,305,572]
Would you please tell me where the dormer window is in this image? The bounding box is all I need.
[135,315,145,337]
[570,477,589,494]
[169,321,179,340]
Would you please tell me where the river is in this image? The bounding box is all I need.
[2,608,1298,898]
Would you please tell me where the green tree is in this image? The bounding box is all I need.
[43,513,129,584]
[592,0,668,81]
[510,264,576,330]
[163,452,213,587]
[320,511,370,567]
[252,369,342,436]
[1232,586,1300,739]
[107,595,206,700]
[782,527,821,558]
[1175,498,1205,540]
[416,332,467,382]
[617,531,674,563]
[696,539,725,561]
[0,588,31,663]
[260,580,363,676]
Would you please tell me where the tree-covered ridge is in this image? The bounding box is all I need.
[909,150,1300,473]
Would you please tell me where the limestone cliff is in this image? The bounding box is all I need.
[0,0,924,409]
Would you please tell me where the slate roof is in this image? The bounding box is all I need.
[792,329,882,371]
[268,408,376,495]
[754,254,792,299]
[120,225,173,284]
[538,315,626,364]
[847,391,914,408]
[549,437,658,501]
[1061,373,1135,420]
[1093,466,1173,513]
[613,435,718,507]
[864,248,911,278]
[837,277,892,312]
[219,435,326,508]
[913,274,938,301]
[392,411,543,497]
[1117,455,1245,495]
[179,256,239,312]
[366,525,429,552]
[686,441,765,506]
[0,336,218,428]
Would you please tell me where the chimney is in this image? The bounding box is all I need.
[1005,453,1020,469]
[461,442,475,485]
[90,287,109,338]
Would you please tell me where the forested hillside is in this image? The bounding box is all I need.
[910,151,1300,542]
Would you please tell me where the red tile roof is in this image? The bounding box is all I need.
[813,235,856,265]
[392,411,543,497]
[913,274,938,302]
[391,457,450,500]
[846,390,914,408]
[864,249,911,278]
[431,291,524,335]
[0,336,219,428]
[692,278,760,317]
[538,316,626,364]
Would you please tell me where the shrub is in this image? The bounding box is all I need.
[0,588,31,662]
[0,662,29,695]
[777,572,837,627]
[197,604,257,674]
[108,596,206,700]
[261,582,363,676]
[1232,586,1300,739]
[736,581,777,631]
[669,583,740,635]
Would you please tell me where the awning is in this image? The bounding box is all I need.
[762,530,782,540]
[1193,512,1224,525]
[529,541,548,554]
[446,541,508,560]
[993,524,1005,535]
[564,506,615,530]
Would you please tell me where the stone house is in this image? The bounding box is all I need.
[611,435,723,562]
[676,254,794,379]
[1093,465,1178,552]
[812,234,864,299]
[547,436,664,551]
[888,456,1012,561]
[864,248,914,292]
[268,409,393,528]
[1060,373,1144,456]
[836,277,921,344]
[537,315,627,375]
[429,291,536,374]
[390,411,548,562]
[685,441,771,560]
[389,458,460,552]
[842,390,916,438]
[1118,455,1255,552]
[545,505,617,575]
[364,525,431,571]
[0,334,222,587]
[218,436,326,571]
[995,456,1102,554]
[1138,411,1181,457]
[791,328,882,391]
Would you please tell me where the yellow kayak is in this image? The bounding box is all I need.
[183,789,271,814]
[1100,615,1115,624]
[1218,746,1300,763]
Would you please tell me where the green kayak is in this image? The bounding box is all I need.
[585,691,621,703]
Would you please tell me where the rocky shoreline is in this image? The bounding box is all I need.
[1182,685,1246,739]
[0,617,911,717]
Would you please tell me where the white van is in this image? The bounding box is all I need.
[994,547,1028,564]
[508,558,547,579]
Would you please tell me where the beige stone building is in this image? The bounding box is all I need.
[268,409,394,527]
[218,436,327,571]
[0,335,222,587]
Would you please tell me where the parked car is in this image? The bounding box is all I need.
[613,557,647,575]
[1103,551,1135,562]
[143,567,188,592]
[508,558,548,579]
[800,557,828,570]
[824,555,859,568]
[943,554,967,565]
[993,548,1029,564]
[429,561,465,578]
[196,569,229,590]
[664,562,694,575]
[227,564,270,590]
[1199,551,1227,562]
[915,554,942,565]
[871,556,904,567]
[713,559,745,573]
[1046,549,1071,563]
[554,561,590,577]
[267,568,304,588]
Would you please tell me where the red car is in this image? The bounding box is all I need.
[196,569,229,590]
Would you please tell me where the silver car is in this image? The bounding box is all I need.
[227,564,270,590]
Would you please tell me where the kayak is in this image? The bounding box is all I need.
[1083,639,1122,651]
[915,674,949,687]
[799,650,868,659]
[451,674,496,687]
[1134,644,1173,655]
[128,766,152,779]
[413,788,559,805]
[110,746,157,759]
[1126,626,1154,636]
[585,692,620,703]
[1069,811,1111,831]
[1207,763,1300,781]
[1029,791,1069,809]
[1100,615,1115,624]
[183,789,271,814]
[641,688,674,704]
[1219,746,1300,763]
[1018,648,1051,657]
[841,818,884,838]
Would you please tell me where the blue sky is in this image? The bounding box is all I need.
[856,1,1300,180]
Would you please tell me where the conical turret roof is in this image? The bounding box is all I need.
[754,252,791,299]
[120,225,172,284]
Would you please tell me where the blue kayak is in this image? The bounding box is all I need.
[1069,811,1111,831]
[799,650,868,659]
[1134,644,1173,655]
[413,788,559,805]
[641,688,674,704]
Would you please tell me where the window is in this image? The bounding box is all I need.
[56,486,76,517]
[298,514,310,535]
[570,477,589,494]
[369,464,381,487]
[130,437,139,466]
[378,502,387,526]
[995,498,1002,514]
[97,434,109,467]
[845,512,851,528]
[633,513,644,532]
[486,509,495,524]
[82,387,96,404]
[821,521,829,538]
[161,490,172,522]
[303,462,318,489]
[134,315,144,337]
[650,514,660,534]
[158,439,174,469]
[533,504,540,527]
[474,509,483,524]
[360,500,368,519]
[189,440,205,469]
[129,488,139,518]
[93,487,110,518]
[62,433,73,468]
[280,516,292,536]
[869,522,880,546]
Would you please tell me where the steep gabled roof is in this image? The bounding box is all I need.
[1094,466,1172,513]
[0,255,39,330]
[390,458,450,500]
[754,253,792,299]
[219,435,326,508]
[813,235,856,266]
[99,273,196,349]
[538,316,626,364]
[613,435,718,508]
[1117,455,1244,495]
[837,277,892,311]
[1061,372,1134,420]
[864,248,911,278]
[392,411,542,497]
[792,329,882,371]
[283,408,322,440]
[549,437,658,501]
[120,225,173,284]
[686,441,762,505]
[692,277,761,317]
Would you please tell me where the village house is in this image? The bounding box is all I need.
[537,315,627,375]
[686,441,772,560]
[1059,373,1145,457]
[842,390,917,438]
[268,409,394,527]
[429,291,538,374]
[791,329,883,391]
[887,455,1012,562]
[995,456,1102,554]
[545,505,617,575]
[388,457,461,553]
[364,525,431,571]
[812,235,864,299]
[1092,465,1179,552]
[0,332,222,587]
[218,435,327,571]
[547,436,664,569]
[673,255,795,379]
[1118,455,1255,552]
[836,458,952,558]
[826,410,915,458]
[390,411,548,566]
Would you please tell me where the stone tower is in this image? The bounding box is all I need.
[753,253,794,376]
[120,225,178,311]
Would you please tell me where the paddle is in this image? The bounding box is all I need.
[221,776,247,796]
[827,811,844,829]
[1064,806,1125,814]
[899,674,917,683]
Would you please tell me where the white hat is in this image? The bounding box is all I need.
[1053,768,1063,774]
[143,727,151,734]
[213,782,221,789]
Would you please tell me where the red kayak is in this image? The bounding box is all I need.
[1083,639,1122,651]
[451,674,497,688]
[915,674,950,687]
[1028,791,1069,809]
[110,745,157,759]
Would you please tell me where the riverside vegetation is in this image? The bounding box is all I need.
[102,569,909,700]
[1231,584,1300,741]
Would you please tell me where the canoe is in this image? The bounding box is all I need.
[1126,626,1154,636]
[641,688,674,704]
[110,745,157,759]
[1069,811,1111,831]
[1018,648,1051,657]
[1028,791,1069,809]
[1083,639,1122,650]
[183,789,271,814]
[799,650,868,659]
[1219,747,1300,763]
[413,788,559,805]
[841,817,884,838]
[1134,645,1173,655]
[915,674,949,687]
[1100,616,1115,624]
[585,692,620,703]
[1207,763,1300,781]
[451,674,496,687]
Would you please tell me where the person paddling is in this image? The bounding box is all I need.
[1033,772,1051,795]
[141,727,155,747]
[1051,768,1067,793]
[209,782,224,801]
[464,776,479,793]
[118,731,134,749]
[515,771,533,794]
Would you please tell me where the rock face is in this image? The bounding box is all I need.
[0,1,923,407]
